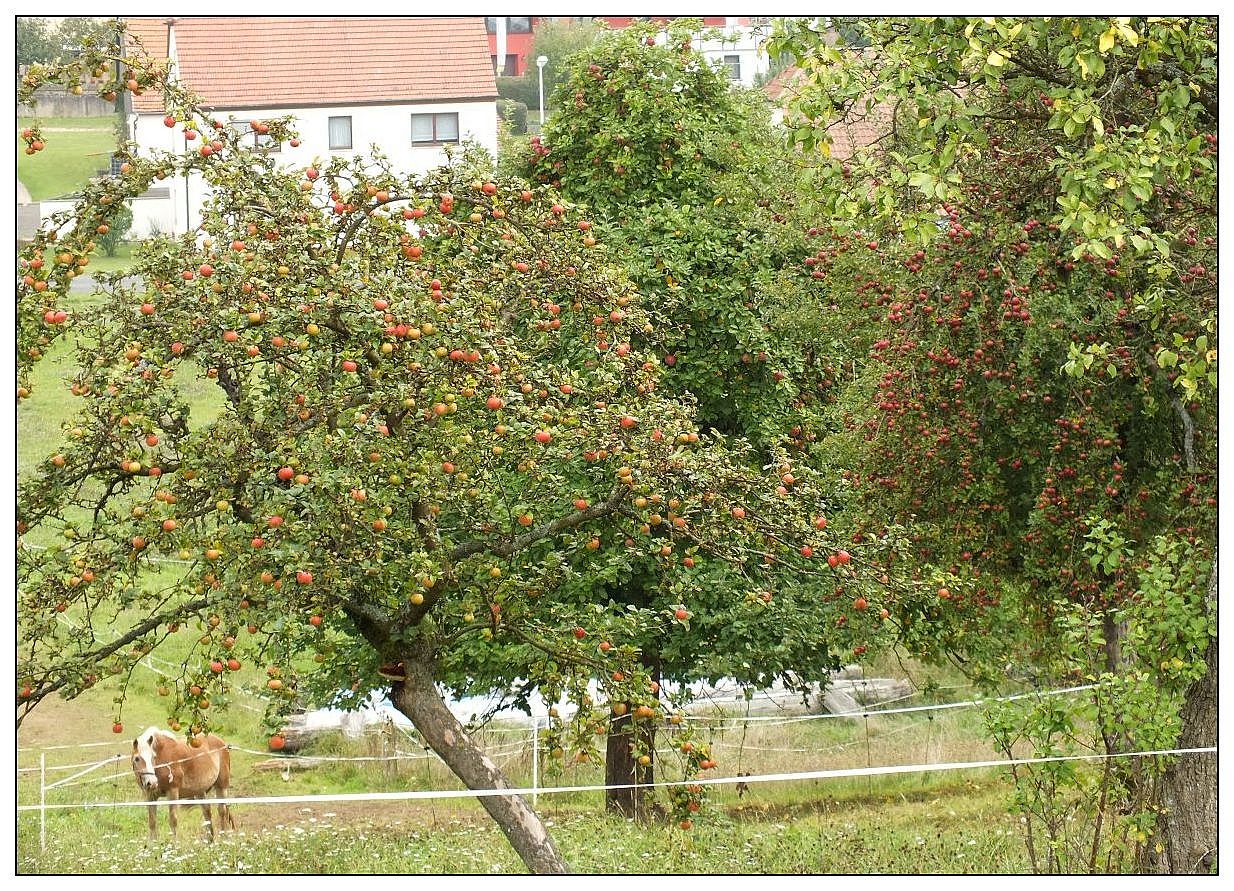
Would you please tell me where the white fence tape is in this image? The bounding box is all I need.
[17,747,1214,813]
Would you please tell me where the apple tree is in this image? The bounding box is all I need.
[16,32,881,871]
[769,16,1217,872]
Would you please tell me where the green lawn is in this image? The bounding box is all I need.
[86,241,136,275]
[18,117,116,201]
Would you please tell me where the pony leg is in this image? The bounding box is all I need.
[201,801,215,841]
[216,788,235,832]
[166,790,179,839]
[146,802,158,842]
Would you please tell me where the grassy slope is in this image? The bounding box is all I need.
[18,117,115,201]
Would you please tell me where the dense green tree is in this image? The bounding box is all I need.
[510,19,888,815]
[769,15,1217,872]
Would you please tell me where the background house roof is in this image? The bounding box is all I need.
[124,17,497,113]
[763,64,894,161]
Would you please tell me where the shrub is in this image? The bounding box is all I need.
[496,99,527,134]
[96,202,131,256]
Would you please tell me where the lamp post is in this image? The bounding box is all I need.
[536,55,548,128]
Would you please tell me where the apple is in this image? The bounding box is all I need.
[674,608,689,621]
[573,627,587,639]
[113,722,124,734]
[277,466,295,481]
[296,570,313,585]
[268,734,286,751]
[309,615,323,626]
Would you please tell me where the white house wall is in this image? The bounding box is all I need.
[132,100,498,235]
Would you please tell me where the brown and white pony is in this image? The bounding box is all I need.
[131,726,236,841]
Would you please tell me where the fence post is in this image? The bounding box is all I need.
[531,717,540,807]
[40,752,46,852]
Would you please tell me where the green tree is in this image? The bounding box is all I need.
[512,19,888,816]
[529,17,602,112]
[769,15,1217,872]
[17,18,57,67]
[17,28,865,872]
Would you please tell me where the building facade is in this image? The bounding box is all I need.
[121,17,499,236]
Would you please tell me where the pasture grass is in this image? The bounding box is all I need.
[17,659,1040,874]
[18,117,116,201]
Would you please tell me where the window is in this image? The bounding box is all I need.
[328,116,352,150]
[723,54,742,81]
[256,130,280,153]
[411,112,460,146]
[485,16,532,34]
[490,53,519,76]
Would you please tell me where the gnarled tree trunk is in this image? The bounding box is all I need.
[388,639,569,874]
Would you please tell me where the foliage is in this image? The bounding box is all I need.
[496,75,539,111]
[18,18,58,67]
[496,99,528,135]
[505,19,895,703]
[18,16,113,66]
[769,15,1217,873]
[529,17,604,110]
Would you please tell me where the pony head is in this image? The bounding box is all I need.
[131,726,170,791]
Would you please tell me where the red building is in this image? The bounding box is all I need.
[485,15,537,76]
[485,16,756,77]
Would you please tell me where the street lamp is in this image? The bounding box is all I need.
[536,55,548,128]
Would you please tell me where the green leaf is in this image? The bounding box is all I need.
[1099,29,1116,54]
[987,50,1005,67]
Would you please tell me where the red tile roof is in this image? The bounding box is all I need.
[764,64,893,161]
[124,17,497,113]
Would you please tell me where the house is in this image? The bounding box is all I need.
[120,16,499,236]
[485,15,772,87]
[486,15,539,76]
[599,16,773,88]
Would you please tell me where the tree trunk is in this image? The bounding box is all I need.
[1147,561,1217,874]
[604,708,656,818]
[388,640,570,874]
[605,653,660,819]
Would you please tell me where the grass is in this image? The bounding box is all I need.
[85,241,136,275]
[18,115,116,201]
[18,685,1033,874]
